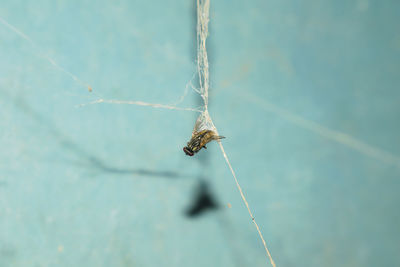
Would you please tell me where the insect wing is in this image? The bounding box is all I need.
[192,117,202,137]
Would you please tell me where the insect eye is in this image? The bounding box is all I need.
[183,147,194,156]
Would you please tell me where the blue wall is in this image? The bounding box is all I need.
[1,1,400,266]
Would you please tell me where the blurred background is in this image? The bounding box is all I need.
[1,0,400,266]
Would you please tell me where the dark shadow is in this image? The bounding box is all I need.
[185,180,219,218]
[184,179,247,265]
[69,156,182,178]
[1,90,186,180]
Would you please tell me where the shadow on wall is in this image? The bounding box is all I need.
[185,180,219,218]
[1,89,188,180]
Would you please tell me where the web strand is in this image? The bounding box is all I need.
[196,0,276,266]
[77,98,202,112]
[217,142,276,267]
[241,92,400,169]
[0,16,92,91]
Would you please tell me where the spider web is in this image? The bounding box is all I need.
[2,1,400,267]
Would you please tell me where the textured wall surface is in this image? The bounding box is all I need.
[1,1,400,266]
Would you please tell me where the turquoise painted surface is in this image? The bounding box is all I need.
[1,1,400,266]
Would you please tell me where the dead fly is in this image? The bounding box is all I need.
[183,129,225,156]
